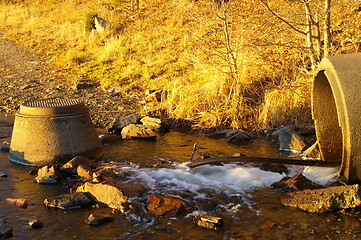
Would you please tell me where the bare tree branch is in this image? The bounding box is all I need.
[259,0,314,37]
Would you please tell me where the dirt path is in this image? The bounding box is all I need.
[0,37,141,129]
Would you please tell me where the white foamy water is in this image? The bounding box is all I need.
[112,162,340,198]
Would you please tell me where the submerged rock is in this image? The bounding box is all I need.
[44,192,93,209]
[0,171,8,178]
[29,219,43,229]
[87,211,114,226]
[0,140,10,152]
[147,194,184,216]
[76,182,128,211]
[5,198,28,208]
[272,126,306,151]
[195,215,223,230]
[282,184,361,213]
[271,173,323,192]
[121,124,156,139]
[0,218,13,238]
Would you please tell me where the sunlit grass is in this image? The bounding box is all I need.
[0,0,358,130]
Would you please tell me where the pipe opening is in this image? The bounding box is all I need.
[313,70,343,161]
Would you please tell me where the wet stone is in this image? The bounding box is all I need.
[29,219,43,229]
[0,171,8,178]
[271,173,324,192]
[34,166,58,184]
[76,182,128,211]
[5,198,28,208]
[147,194,184,216]
[77,164,93,180]
[0,141,10,152]
[44,192,93,209]
[61,156,97,174]
[195,215,223,230]
[0,218,13,238]
[87,211,114,226]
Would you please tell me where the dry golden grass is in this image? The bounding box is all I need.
[0,0,359,130]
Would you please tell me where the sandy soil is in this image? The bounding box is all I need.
[0,37,141,129]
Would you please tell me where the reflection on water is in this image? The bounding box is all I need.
[0,120,360,239]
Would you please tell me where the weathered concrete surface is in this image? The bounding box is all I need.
[312,53,361,183]
[9,103,103,166]
[282,184,361,213]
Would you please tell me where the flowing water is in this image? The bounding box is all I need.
[1,116,361,240]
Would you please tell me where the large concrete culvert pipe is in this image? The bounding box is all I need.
[312,53,361,183]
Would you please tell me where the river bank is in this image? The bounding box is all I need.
[0,38,142,130]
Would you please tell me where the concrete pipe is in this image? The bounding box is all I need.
[312,53,361,183]
[9,99,103,166]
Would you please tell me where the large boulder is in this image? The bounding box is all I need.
[282,184,361,213]
[272,126,306,151]
[271,173,323,192]
[0,218,13,238]
[147,194,184,216]
[76,182,128,210]
[44,192,93,209]
[121,124,156,139]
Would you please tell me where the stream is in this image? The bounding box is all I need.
[1,115,361,240]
